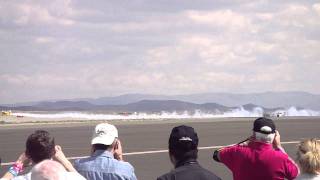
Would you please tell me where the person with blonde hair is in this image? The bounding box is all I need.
[296,138,320,180]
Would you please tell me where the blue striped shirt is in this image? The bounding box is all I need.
[74,150,137,180]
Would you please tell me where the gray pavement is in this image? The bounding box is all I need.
[0,117,320,180]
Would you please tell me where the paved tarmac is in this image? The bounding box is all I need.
[0,117,320,180]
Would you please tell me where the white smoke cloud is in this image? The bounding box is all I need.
[222,107,264,117]
[11,106,319,121]
[285,107,319,116]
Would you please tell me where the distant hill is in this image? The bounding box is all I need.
[241,103,281,112]
[173,91,320,110]
[34,101,94,110]
[1,100,274,113]
[2,91,320,111]
[83,91,320,110]
[87,94,170,105]
[114,100,231,113]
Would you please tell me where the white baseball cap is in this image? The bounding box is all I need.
[91,123,118,145]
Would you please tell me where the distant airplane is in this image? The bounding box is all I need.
[118,112,133,116]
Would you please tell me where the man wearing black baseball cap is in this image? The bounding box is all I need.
[157,125,221,180]
[213,117,298,180]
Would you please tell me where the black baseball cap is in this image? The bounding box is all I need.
[253,117,276,134]
[169,125,198,151]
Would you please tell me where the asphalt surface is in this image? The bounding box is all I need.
[0,117,320,180]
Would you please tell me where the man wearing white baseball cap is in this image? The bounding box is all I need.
[74,123,137,180]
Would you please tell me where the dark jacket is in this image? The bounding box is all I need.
[157,159,221,180]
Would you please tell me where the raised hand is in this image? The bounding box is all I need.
[113,139,123,161]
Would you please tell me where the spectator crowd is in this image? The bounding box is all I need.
[0,117,319,180]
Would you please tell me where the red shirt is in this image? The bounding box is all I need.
[219,141,298,180]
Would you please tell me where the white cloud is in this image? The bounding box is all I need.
[0,0,320,103]
[0,74,30,85]
[110,22,165,33]
[0,2,75,26]
[274,4,319,28]
[282,4,309,15]
[254,42,275,53]
[80,47,103,55]
[35,37,55,44]
[313,3,320,15]
[186,9,253,31]
[255,13,274,21]
[146,47,174,66]
[204,72,245,84]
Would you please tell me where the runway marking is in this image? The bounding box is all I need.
[0,140,300,166]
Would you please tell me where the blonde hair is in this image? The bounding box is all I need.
[296,138,320,174]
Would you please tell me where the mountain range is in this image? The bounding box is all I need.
[1,91,319,112]
[0,100,280,114]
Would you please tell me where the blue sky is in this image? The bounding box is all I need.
[0,0,320,103]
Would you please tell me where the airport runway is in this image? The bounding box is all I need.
[0,117,320,180]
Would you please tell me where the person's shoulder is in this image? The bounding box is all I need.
[157,166,221,180]
[194,165,221,180]
[74,157,85,167]
[74,155,98,166]
[295,173,320,180]
[115,160,135,171]
[157,172,174,180]
[74,156,91,163]
[74,156,96,170]
[65,172,87,180]
[271,148,290,159]
[222,144,248,151]
[12,172,31,180]
[74,158,80,164]
[202,169,221,179]
[219,144,248,155]
[110,160,137,179]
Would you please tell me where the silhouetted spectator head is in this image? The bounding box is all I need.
[297,138,320,174]
[25,130,55,163]
[169,125,198,165]
[31,160,66,180]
